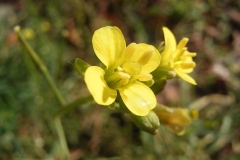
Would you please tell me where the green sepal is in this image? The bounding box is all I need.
[71,58,90,78]
[157,41,165,53]
[150,79,166,94]
[129,111,160,135]
[151,67,175,94]
[142,79,154,87]
[152,67,175,80]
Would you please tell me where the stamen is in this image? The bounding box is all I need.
[173,48,187,61]
[122,61,142,75]
[134,73,153,81]
[105,71,130,82]
[105,72,131,89]
[174,61,183,66]
[184,52,196,57]
[181,62,196,69]
[113,77,130,88]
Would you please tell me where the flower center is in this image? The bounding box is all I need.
[104,45,155,89]
[121,61,142,75]
[105,61,143,89]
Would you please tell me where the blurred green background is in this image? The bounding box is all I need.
[1,0,240,159]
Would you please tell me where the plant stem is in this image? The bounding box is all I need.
[55,95,93,117]
[14,26,70,159]
[14,26,66,106]
[54,118,70,159]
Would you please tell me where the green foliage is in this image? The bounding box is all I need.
[1,0,240,159]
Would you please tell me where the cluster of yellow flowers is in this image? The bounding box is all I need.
[73,26,198,135]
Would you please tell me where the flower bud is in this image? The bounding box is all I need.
[71,58,90,78]
[153,104,198,135]
[150,79,166,94]
[129,110,160,135]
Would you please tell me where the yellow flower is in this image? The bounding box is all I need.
[85,26,161,116]
[153,104,198,135]
[159,27,197,85]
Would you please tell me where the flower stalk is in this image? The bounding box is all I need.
[14,26,70,160]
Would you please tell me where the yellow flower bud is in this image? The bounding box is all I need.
[153,104,198,135]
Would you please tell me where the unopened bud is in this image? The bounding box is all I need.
[71,58,90,78]
[129,110,160,135]
[153,104,199,135]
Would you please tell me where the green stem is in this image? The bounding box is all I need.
[14,26,66,106]
[14,26,70,159]
[56,95,93,117]
[54,118,70,159]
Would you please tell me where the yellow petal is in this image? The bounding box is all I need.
[134,72,153,81]
[108,43,138,72]
[119,81,157,116]
[161,27,177,66]
[131,43,161,73]
[177,62,195,73]
[175,69,197,85]
[178,67,194,74]
[85,66,117,105]
[122,43,138,62]
[92,26,126,68]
